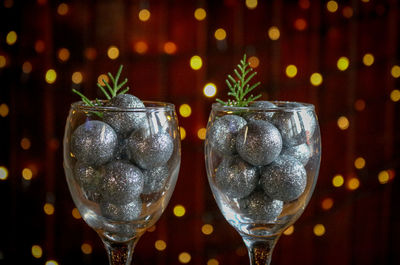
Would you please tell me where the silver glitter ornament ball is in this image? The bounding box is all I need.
[281,143,311,166]
[244,101,277,122]
[103,94,147,137]
[128,129,174,169]
[236,120,283,166]
[101,160,144,205]
[238,190,283,222]
[142,166,169,194]
[207,114,247,155]
[71,120,117,166]
[74,162,103,202]
[101,198,142,222]
[260,154,307,202]
[215,156,258,199]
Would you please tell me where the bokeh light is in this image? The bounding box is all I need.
[84,47,97,60]
[173,205,186,217]
[342,6,354,18]
[179,104,192,118]
[201,224,214,235]
[45,260,58,265]
[72,208,81,219]
[190,55,203,70]
[58,48,70,62]
[283,225,294,235]
[31,245,43,258]
[390,89,400,102]
[22,61,32,74]
[81,243,92,254]
[294,18,307,31]
[44,203,55,215]
[286,65,298,78]
[72,72,83,84]
[0,166,8,180]
[215,28,227,40]
[6,31,17,45]
[0,55,6,68]
[299,0,310,9]
[248,56,259,68]
[194,8,206,21]
[313,224,326,236]
[310,73,323,86]
[207,259,219,265]
[180,127,186,140]
[57,3,69,15]
[155,240,167,251]
[326,1,338,13]
[197,128,206,140]
[107,46,119,60]
[332,174,344,187]
[97,74,109,86]
[354,157,366,169]
[45,69,57,84]
[178,252,191,264]
[134,41,148,54]
[34,40,45,53]
[268,26,280,40]
[391,65,400,78]
[337,116,349,130]
[164,41,177,54]
[203,83,217,98]
[337,56,349,71]
[4,0,13,8]
[346,177,360,190]
[22,168,33,180]
[354,99,366,111]
[362,53,374,66]
[0,104,9,117]
[321,198,334,210]
[246,0,258,9]
[138,9,150,22]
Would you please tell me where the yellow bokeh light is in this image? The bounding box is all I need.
[326,0,338,13]
[138,9,151,22]
[45,260,58,265]
[214,28,227,41]
[31,245,43,258]
[0,104,9,117]
[21,138,31,150]
[362,53,374,66]
[98,74,109,86]
[361,0,370,2]
[283,225,294,235]
[57,3,69,15]
[342,6,354,18]
[354,99,366,111]
[134,41,148,54]
[337,116,350,130]
[286,64,298,78]
[173,204,186,217]
[197,128,206,140]
[155,240,167,251]
[337,56,349,71]
[179,104,192,118]
[178,252,191,264]
[81,243,93,254]
[45,69,57,84]
[164,42,177,54]
[180,127,186,140]
[248,56,259,68]
[354,157,366,169]
[107,46,119,60]
[310,72,323,86]
[346,177,360,190]
[321,198,334,210]
[58,48,70,62]
[22,168,33,180]
[390,89,400,102]
[201,224,214,235]
[194,8,206,21]
[22,61,32,74]
[0,55,6,68]
[268,26,280,40]
[207,259,219,265]
[332,174,344,187]
[72,208,81,219]
[378,170,389,184]
[246,0,258,9]
[72,72,83,84]
[6,31,17,45]
[0,166,8,180]
[313,224,326,236]
[44,203,55,215]
[203,83,217,98]
[190,55,203,70]
[391,65,400,78]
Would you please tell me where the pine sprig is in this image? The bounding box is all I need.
[216,54,261,107]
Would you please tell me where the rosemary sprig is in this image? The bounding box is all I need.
[216,54,261,107]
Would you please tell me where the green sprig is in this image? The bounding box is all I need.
[216,54,261,107]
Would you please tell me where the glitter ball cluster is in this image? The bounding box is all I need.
[208,101,316,222]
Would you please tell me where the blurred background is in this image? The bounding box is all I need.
[0,0,399,264]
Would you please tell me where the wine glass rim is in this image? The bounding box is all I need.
[211,101,315,111]
[71,100,176,112]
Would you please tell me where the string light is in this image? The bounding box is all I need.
[155,240,167,251]
[97,74,109,86]
[337,57,349,71]
[164,42,177,54]
[31,245,43,258]
[179,104,192,118]
[286,65,297,78]
[337,116,349,130]
[390,89,400,102]
[194,8,206,21]
[72,72,83,84]
[34,40,45,53]
[391,65,400,78]
[57,3,69,15]
[354,99,366,111]
[45,69,57,84]
[180,127,186,140]
[58,48,70,62]
[178,252,191,264]
[326,0,338,13]
[197,128,206,140]
[268,26,280,40]
[313,224,326,236]
[0,166,8,180]
[0,55,6,68]
[107,46,119,60]
[283,225,294,235]
[173,205,186,217]
[22,168,33,180]
[203,83,217,98]
[362,53,374,66]
[190,55,203,70]
[215,28,227,41]
[378,170,390,184]
[207,259,219,265]
[6,31,17,45]
[72,208,81,219]
[346,177,360,190]
[45,260,58,265]
[22,61,33,74]
[294,18,307,31]
[342,6,353,18]
[321,198,334,210]
[138,9,150,22]
[248,56,260,68]
[134,41,148,54]
[246,0,257,10]
[81,243,93,254]
[0,104,9,117]
[332,174,344,187]
[201,224,214,235]
[354,157,366,169]
[310,73,323,86]
[44,203,55,215]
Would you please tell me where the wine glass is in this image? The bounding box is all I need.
[63,101,181,265]
[205,101,321,265]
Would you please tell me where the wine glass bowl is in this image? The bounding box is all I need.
[205,101,321,264]
[63,101,180,264]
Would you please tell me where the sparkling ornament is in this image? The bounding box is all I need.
[115,138,131,161]
[236,120,282,166]
[101,198,142,221]
[281,143,311,166]
[128,129,174,169]
[103,94,147,137]
[207,114,247,155]
[74,162,103,202]
[238,190,283,222]
[244,101,277,122]
[260,154,307,202]
[71,120,117,166]
[101,160,144,205]
[142,166,169,194]
[215,156,258,199]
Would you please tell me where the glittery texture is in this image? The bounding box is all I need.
[208,114,247,155]
[260,154,307,202]
[244,101,277,122]
[128,129,174,169]
[73,161,103,202]
[101,198,142,221]
[281,143,311,166]
[71,120,117,166]
[114,138,131,161]
[215,156,258,199]
[101,160,144,205]
[236,120,283,166]
[142,166,169,194]
[103,94,147,137]
[238,190,283,222]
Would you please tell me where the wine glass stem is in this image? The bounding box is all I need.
[101,237,139,265]
[242,235,279,265]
